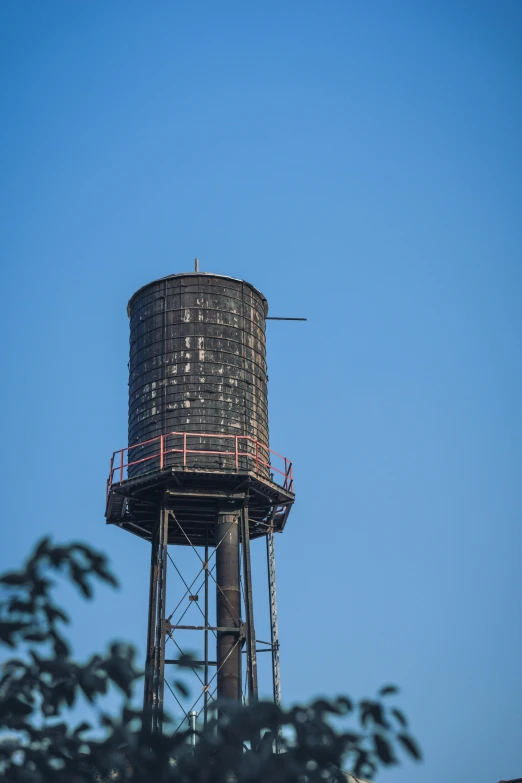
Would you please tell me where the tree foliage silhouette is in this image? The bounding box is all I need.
[0,538,421,782]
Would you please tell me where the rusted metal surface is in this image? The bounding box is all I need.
[105,466,294,547]
[241,507,258,703]
[143,505,169,733]
[266,518,282,750]
[215,510,242,701]
[127,273,269,479]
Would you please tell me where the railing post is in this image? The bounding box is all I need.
[120,449,124,483]
[183,432,187,468]
[160,435,164,470]
[235,436,239,471]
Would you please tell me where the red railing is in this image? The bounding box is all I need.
[107,431,294,495]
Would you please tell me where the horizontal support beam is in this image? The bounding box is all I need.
[166,489,247,500]
[165,659,217,666]
[170,624,241,633]
[241,648,273,653]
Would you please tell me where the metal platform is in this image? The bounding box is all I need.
[106,466,294,546]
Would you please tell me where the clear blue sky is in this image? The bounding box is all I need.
[2,1,521,780]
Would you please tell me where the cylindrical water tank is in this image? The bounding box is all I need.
[127,273,269,479]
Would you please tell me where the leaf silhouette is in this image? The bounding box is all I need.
[374,733,397,764]
[398,733,422,760]
[379,684,399,697]
[174,679,190,698]
[0,572,27,585]
[391,707,408,727]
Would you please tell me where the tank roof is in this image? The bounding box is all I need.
[127,272,268,317]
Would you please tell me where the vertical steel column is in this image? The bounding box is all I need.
[267,520,283,750]
[203,530,209,727]
[143,521,159,720]
[143,505,169,733]
[241,507,258,702]
[215,510,241,702]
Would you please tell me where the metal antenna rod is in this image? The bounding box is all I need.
[266,317,306,321]
[194,257,200,272]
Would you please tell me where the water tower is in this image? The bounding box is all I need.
[105,268,295,734]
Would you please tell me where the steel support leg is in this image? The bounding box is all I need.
[204,530,209,728]
[143,505,169,733]
[215,510,242,702]
[267,521,282,751]
[241,507,258,703]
